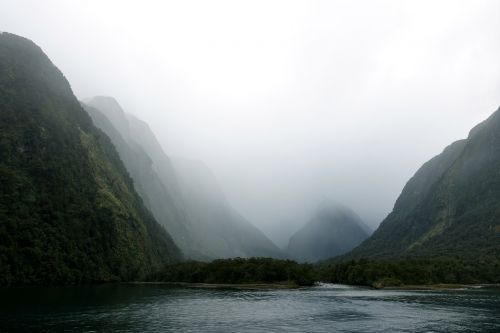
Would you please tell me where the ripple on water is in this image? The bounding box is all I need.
[0,284,498,332]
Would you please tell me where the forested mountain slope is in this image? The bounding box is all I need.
[347,108,500,258]
[0,33,180,285]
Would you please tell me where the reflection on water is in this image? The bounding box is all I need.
[0,283,498,332]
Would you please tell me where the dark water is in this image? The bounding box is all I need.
[0,283,498,332]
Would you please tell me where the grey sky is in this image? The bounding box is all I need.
[2,0,500,247]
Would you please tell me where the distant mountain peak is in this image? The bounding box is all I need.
[316,201,359,218]
[85,96,131,137]
[287,202,370,262]
[84,96,123,113]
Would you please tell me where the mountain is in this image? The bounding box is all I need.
[348,108,500,258]
[286,204,370,262]
[82,100,194,256]
[0,33,181,285]
[84,97,284,259]
[171,157,286,259]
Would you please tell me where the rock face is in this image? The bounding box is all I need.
[287,204,371,262]
[84,97,284,260]
[348,107,500,259]
[0,33,181,285]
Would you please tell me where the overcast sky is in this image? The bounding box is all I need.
[2,0,500,247]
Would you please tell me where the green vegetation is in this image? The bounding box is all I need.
[318,257,500,288]
[148,256,499,289]
[347,107,500,259]
[329,106,500,288]
[0,33,180,286]
[148,258,316,287]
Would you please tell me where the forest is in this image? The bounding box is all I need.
[147,257,316,287]
[318,256,500,288]
[147,256,500,289]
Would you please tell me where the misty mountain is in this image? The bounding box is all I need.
[82,99,194,256]
[171,158,285,259]
[286,204,371,262]
[347,107,500,258]
[0,33,181,285]
[84,97,284,260]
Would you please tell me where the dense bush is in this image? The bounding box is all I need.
[318,256,500,288]
[149,257,316,286]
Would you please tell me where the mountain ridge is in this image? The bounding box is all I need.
[0,33,181,285]
[84,96,285,260]
[346,107,500,259]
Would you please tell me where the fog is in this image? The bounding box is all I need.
[2,0,500,247]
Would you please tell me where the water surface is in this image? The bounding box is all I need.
[0,283,498,332]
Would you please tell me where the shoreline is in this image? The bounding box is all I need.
[128,281,301,290]
[129,281,500,291]
[382,283,500,291]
